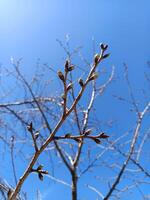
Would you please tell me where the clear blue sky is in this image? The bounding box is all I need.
[0,1,150,199]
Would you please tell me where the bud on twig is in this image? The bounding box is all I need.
[38,173,44,181]
[94,54,100,64]
[102,53,110,59]
[65,133,71,138]
[65,59,74,72]
[99,132,109,139]
[78,78,84,87]
[31,165,48,181]
[27,122,33,132]
[37,165,43,171]
[7,189,13,199]
[89,72,98,81]
[84,129,92,135]
[100,43,108,51]
[65,60,69,71]
[34,131,40,140]
[68,65,74,71]
[67,83,73,91]
[57,71,65,81]
[93,138,101,144]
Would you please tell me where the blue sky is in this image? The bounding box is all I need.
[0,0,150,199]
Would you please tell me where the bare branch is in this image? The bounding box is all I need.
[87,184,104,199]
[103,101,150,200]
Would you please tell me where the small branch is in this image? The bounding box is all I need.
[87,184,104,199]
[136,128,149,161]
[54,132,109,143]
[27,122,38,152]
[10,136,18,186]
[109,141,150,178]
[79,132,129,177]
[46,174,71,187]
[54,140,73,172]
[14,64,52,133]
[97,65,115,96]
[103,101,150,200]
[124,64,140,116]
[0,97,59,108]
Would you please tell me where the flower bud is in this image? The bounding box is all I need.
[78,78,84,87]
[89,72,98,81]
[100,43,108,50]
[65,60,69,71]
[68,65,74,71]
[67,83,73,91]
[94,54,100,64]
[27,122,33,132]
[57,71,65,81]
[102,53,110,59]
[84,129,92,135]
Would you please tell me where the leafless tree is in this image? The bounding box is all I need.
[0,42,149,200]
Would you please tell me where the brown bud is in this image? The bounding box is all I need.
[65,60,69,71]
[84,129,92,135]
[68,65,74,71]
[78,78,84,87]
[89,72,98,81]
[65,133,71,138]
[100,43,108,51]
[67,83,73,91]
[102,53,110,59]
[7,189,13,199]
[94,54,100,64]
[38,173,44,181]
[99,132,109,139]
[27,122,33,132]
[93,138,101,144]
[57,71,65,81]
[37,165,43,171]
[34,131,40,140]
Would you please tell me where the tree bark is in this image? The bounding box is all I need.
[71,171,77,200]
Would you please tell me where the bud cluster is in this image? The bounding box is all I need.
[31,165,48,181]
[65,60,74,72]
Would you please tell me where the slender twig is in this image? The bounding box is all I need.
[46,174,71,187]
[0,97,59,108]
[103,102,150,200]
[79,132,129,177]
[87,184,104,199]
[10,136,18,186]
[27,123,38,152]
[136,129,149,161]
[73,76,96,169]
[54,140,73,172]
[14,64,52,133]
[124,64,140,116]
[109,141,150,178]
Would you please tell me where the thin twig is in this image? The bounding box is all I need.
[103,102,150,200]
[10,136,18,186]
[87,184,104,199]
